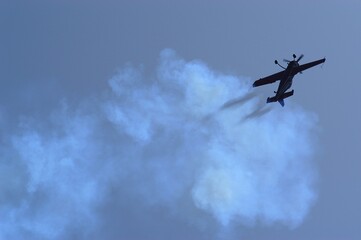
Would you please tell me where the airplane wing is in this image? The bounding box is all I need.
[253,70,285,87]
[293,58,326,74]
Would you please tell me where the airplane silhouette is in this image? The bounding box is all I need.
[253,54,326,106]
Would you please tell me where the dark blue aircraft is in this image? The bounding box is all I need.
[253,54,326,106]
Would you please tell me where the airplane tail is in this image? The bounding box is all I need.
[266,90,294,107]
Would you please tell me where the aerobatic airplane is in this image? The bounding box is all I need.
[253,54,326,106]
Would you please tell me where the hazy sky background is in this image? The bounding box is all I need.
[1,1,361,239]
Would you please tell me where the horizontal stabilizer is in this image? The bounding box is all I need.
[282,90,294,99]
[267,90,294,106]
[267,96,277,103]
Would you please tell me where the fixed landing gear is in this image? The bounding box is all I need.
[274,60,286,69]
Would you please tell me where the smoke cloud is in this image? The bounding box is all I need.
[0,49,318,239]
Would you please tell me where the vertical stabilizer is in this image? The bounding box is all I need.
[278,99,285,107]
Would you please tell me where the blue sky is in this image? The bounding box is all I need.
[1,1,361,239]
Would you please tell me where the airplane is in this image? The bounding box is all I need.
[253,54,326,106]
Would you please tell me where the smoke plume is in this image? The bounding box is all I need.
[0,49,318,239]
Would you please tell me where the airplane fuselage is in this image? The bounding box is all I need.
[274,61,299,99]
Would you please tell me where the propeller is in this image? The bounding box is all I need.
[296,54,304,62]
[297,54,304,74]
[283,54,304,63]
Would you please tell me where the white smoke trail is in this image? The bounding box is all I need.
[0,49,318,239]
